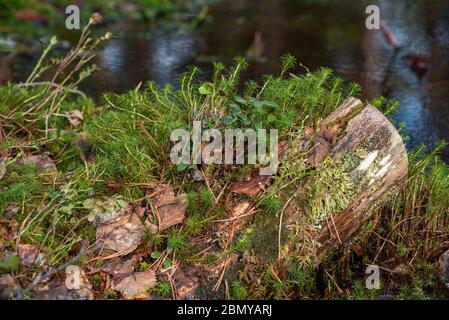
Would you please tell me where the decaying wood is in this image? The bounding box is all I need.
[317,99,408,257]
[269,98,408,265]
[313,98,409,262]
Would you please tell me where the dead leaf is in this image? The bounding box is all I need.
[191,170,204,181]
[32,269,93,300]
[352,243,364,256]
[17,244,47,267]
[102,254,141,277]
[161,268,199,300]
[320,124,339,144]
[87,197,147,253]
[305,136,331,165]
[112,269,156,299]
[222,199,252,232]
[230,175,271,197]
[300,124,338,166]
[174,270,198,300]
[65,110,84,127]
[20,155,57,173]
[86,197,128,226]
[230,201,251,218]
[96,212,144,253]
[146,184,187,231]
[4,204,20,218]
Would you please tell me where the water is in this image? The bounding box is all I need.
[11,0,449,159]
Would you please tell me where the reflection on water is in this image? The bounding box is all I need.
[12,0,449,159]
[87,28,200,94]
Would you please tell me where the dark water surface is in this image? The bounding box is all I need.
[14,0,449,159]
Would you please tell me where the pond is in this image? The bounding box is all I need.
[9,0,449,160]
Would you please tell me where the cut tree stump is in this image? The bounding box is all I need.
[260,97,409,265]
[313,98,408,262]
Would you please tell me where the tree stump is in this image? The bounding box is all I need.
[313,98,409,262]
[253,97,410,266]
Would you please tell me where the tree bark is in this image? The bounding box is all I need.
[314,98,409,262]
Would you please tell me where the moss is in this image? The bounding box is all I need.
[3,32,449,299]
[0,164,51,212]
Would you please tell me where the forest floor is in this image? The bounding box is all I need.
[1,14,449,300]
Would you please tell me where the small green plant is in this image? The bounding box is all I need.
[287,262,315,296]
[350,281,369,300]
[185,214,207,236]
[397,242,409,258]
[167,230,186,252]
[199,188,214,210]
[104,289,118,299]
[138,261,150,271]
[233,229,252,253]
[231,280,247,300]
[154,281,172,298]
[260,196,281,214]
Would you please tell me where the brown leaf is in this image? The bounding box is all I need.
[88,198,149,254]
[230,175,271,197]
[321,125,338,143]
[32,269,93,300]
[17,244,47,267]
[230,201,251,218]
[160,268,199,300]
[352,243,364,256]
[146,184,187,231]
[20,155,57,173]
[102,254,141,277]
[112,269,156,299]
[191,170,205,181]
[305,136,331,166]
[86,197,128,226]
[4,204,20,218]
[174,269,198,300]
[96,212,144,253]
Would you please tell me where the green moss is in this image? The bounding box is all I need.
[0,164,50,212]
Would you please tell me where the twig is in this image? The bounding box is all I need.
[18,82,87,99]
